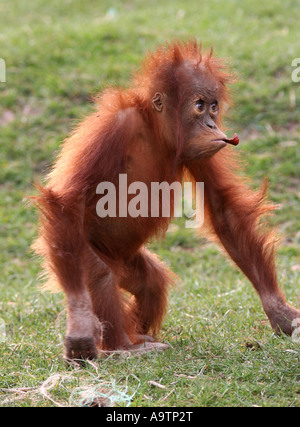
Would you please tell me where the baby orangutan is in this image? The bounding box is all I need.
[33,40,300,360]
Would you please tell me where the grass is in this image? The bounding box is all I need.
[0,0,299,407]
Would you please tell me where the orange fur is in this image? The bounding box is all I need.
[32,40,299,360]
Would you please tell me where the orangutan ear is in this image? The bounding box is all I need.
[151,92,164,112]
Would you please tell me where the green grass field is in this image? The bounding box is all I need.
[0,0,299,407]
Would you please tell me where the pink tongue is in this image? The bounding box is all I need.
[224,133,239,146]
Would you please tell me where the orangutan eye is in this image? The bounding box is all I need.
[210,101,219,114]
[195,99,205,113]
